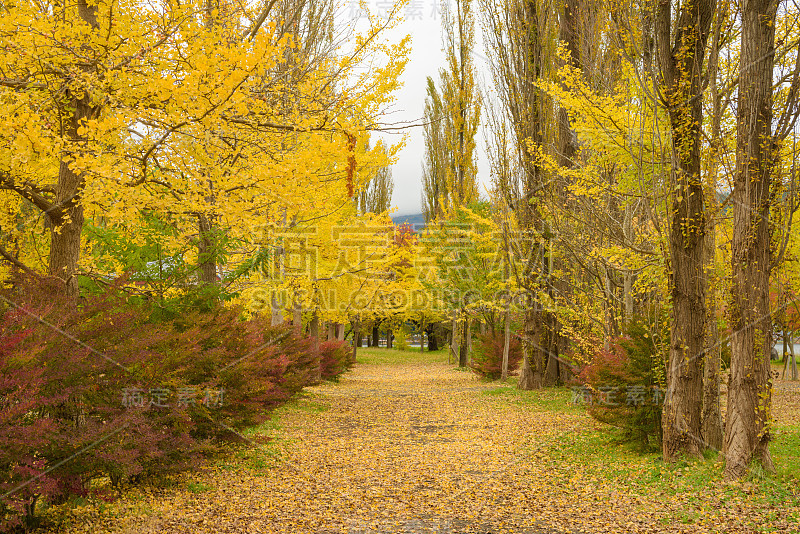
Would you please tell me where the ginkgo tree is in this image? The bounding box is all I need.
[0,0,409,300]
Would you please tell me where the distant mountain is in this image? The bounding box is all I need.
[392,213,426,230]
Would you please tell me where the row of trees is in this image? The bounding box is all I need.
[421,0,800,479]
[0,0,423,524]
[2,0,798,487]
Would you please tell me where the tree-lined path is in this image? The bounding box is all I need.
[3,0,800,529]
[56,350,799,534]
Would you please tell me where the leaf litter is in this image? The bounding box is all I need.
[51,353,799,534]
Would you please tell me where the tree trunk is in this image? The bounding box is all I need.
[336,322,345,341]
[623,207,634,326]
[450,314,459,364]
[426,324,440,351]
[372,324,380,347]
[518,308,541,389]
[602,266,614,351]
[656,0,715,462]
[309,312,321,385]
[467,318,473,363]
[459,311,469,367]
[516,0,548,391]
[271,215,286,325]
[352,316,360,363]
[702,6,725,451]
[292,298,302,332]
[781,331,790,379]
[419,316,425,353]
[543,296,560,387]
[723,0,778,478]
[782,330,788,365]
[555,0,581,385]
[271,292,284,326]
[502,304,511,381]
[47,0,101,297]
[701,223,723,450]
[197,213,217,285]
[557,0,579,169]
[790,333,798,381]
[48,177,85,297]
[387,328,393,349]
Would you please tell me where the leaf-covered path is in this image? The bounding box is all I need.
[62,350,799,534]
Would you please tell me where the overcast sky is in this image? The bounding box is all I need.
[340,0,492,215]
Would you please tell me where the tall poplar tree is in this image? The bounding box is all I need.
[422,0,481,221]
[482,0,558,388]
[421,0,482,367]
[422,77,449,222]
[723,0,779,478]
[654,0,716,462]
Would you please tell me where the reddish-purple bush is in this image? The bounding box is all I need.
[576,320,667,451]
[470,330,522,379]
[318,339,353,381]
[0,276,338,530]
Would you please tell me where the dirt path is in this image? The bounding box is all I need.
[60,352,799,534]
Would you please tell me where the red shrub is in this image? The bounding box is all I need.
[318,339,353,381]
[575,321,667,451]
[0,275,338,530]
[470,330,522,379]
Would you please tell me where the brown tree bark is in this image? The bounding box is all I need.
[309,311,321,385]
[502,302,511,381]
[701,5,726,451]
[450,314,458,364]
[426,323,440,351]
[459,310,469,367]
[723,0,778,478]
[271,293,284,326]
[292,297,302,332]
[352,316,360,363]
[48,168,86,297]
[271,222,285,325]
[518,309,541,389]
[327,322,335,341]
[47,0,101,297]
[197,213,218,285]
[517,0,548,391]
[372,324,380,347]
[557,0,579,169]
[544,315,560,385]
[419,315,426,353]
[655,0,715,462]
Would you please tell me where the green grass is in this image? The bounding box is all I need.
[476,377,800,519]
[481,383,582,412]
[186,481,214,493]
[281,390,330,413]
[357,347,449,366]
[536,411,800,519]
[770,423,800,481]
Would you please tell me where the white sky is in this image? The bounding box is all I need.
[340,0,492,215]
